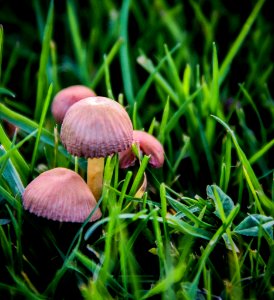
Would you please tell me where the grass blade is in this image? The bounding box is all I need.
[0,124,29,184]
[219,0,266,83]
[34,0,54,121]
[119,0,134,107]
[211,115,274,215]
[31,84,53,173]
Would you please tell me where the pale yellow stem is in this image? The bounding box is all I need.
[87,157,105,201]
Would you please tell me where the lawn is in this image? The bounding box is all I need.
[0,0,273,299]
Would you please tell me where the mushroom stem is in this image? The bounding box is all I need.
[87,157,105,201]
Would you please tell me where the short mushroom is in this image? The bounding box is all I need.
[51,85,96,124]
[60,96,133,200]
[23,167,102,222]
[119,130,164,169]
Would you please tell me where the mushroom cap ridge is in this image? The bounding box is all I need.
[23,167,102,222]
[60,97,133,158]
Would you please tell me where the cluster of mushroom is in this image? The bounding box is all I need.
[22,85,165,223]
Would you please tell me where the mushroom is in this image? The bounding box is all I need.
[60,96,133,200]
[23,167,102,222]
[51,85,96,124]
[119,130,165,169]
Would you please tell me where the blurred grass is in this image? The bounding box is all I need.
[0,0,274,299]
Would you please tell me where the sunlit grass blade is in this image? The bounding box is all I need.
[128,155,150,196]
[249,139,274,165]
[158,97,169,144]
[219,135,232,193]
[182,64,191,98]
[118,171,133,208]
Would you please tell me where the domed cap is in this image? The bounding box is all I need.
[22,168,102,222]
[60,97,133,158]
[119,130,164,168]
[51,85,96,124]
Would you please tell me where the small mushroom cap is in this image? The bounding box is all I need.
[51,85,96,124]
[60,96,133,158]
[22,167,102,222]
[119,130,165,168]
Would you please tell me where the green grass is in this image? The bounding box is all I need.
[0,0,274,299]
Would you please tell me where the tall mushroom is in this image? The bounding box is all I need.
[23,167,102,222]
[51,85,96,124]
[60,96,133,200]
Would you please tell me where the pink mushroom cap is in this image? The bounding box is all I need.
[23,167,102,222]
[51,85,96,124]
[60,96,133,158]
[119,130,164,168]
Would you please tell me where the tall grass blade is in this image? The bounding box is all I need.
[119,0,134,107]
[128,155,150,196]
[67,0,88,83]
[249,139,274,165]
[34,0,54,121]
